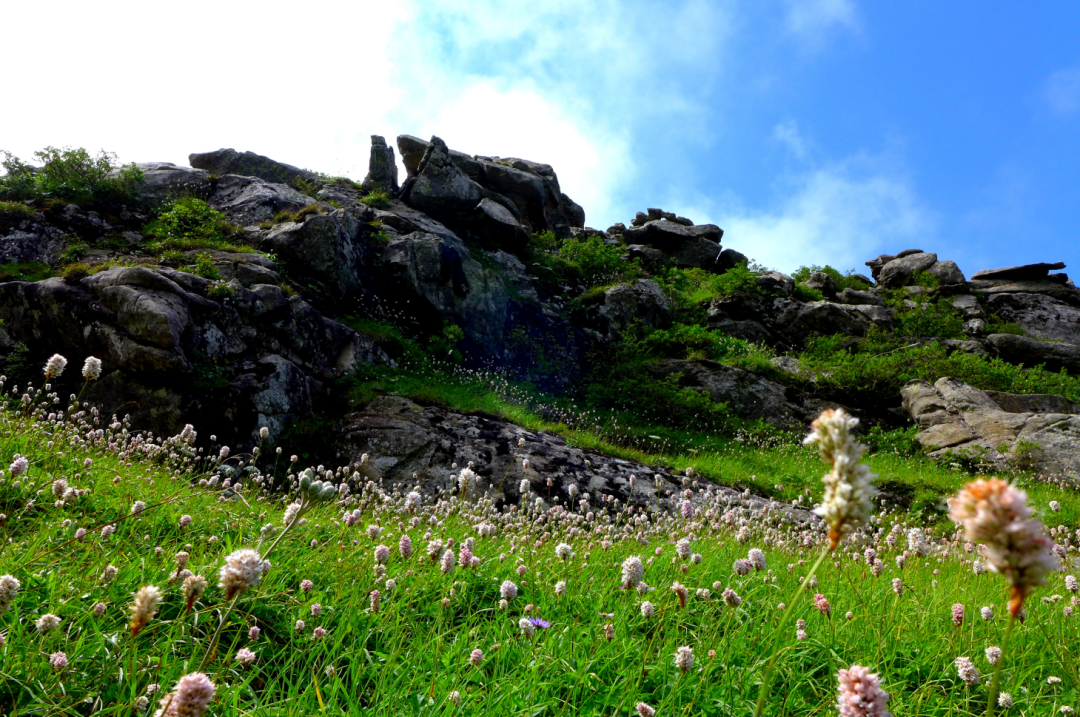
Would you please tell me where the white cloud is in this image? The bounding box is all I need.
[784,0,860,43]
[1044,68,1080,115]
[771,120,809,160]
[697,155,933,273]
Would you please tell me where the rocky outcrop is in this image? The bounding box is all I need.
[972,262,1067,282]
[622,219,724,272]
[397,135,584,238]
[644,359,840,430]
[0,209,69,265]
[902,377,1080,476]
[207,175,315,227]
[579,279,671,342]
[0,265,385,442]
[189,148,322,189]
[361,135,399,194]
[337,395,816,522]
[258,209,373,298]
[985,334,1080,374]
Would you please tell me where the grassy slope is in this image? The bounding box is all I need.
[2,391,1079,715]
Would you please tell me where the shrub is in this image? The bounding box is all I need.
[791,264,870,292]
[207,281,235,301]
[0,200,34,219]
[0,147,143,204]
[558,234,643,287]
[986,315,1025,336]
[193,253,221,280]
[292,176,321,198]
[58,241,89,264]
[144,198,247,253]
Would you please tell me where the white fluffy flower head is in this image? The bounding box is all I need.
[804,409,877,549]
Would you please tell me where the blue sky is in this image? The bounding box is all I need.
[3,0,1078,278]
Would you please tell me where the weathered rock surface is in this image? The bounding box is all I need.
[189,148,322,188]
[986,333,1080,374]
[361,135,399,193]
[983,292,1080,344]
[337,395,816,522]
[903,377,1080,475]
[621,220,723,271]
[258,209,372,298]
[972,262,1066,282]
[207,175,315,226]
[0,211,69,265]
[0,265,385,442]
[581,279,671,342]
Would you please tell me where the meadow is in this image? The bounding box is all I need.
[0,359,1078,716]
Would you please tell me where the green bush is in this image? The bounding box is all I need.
[986,314,1025,336]
[192,252,221,280]
[144,198,250,253]
[58,241,89,264]
[631,322,774,363]
[558,234,642,287]
[791,264,870,292]
[0,147,143,204]
[291,176,320,198]
[880,290,966,339]
[0,200,34,219]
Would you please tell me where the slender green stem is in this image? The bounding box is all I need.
[753,545,830,717]
[986,613,1016,717]
[198,593,241,671]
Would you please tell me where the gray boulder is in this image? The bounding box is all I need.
[589,279,671,341]
[382,231,509,354]
[258,210,369,297]
[983,293,1080,344]
[754,271,794,297]
[470,198,530,253]
[926,260,966,287]
[0,211,68,265]
[718,248,748,272]
[208,175,314,226]
[621,220,723,271]
[801,271,836,299]
[133,163,212,205]
[189,148,321,188]
[972,262,1066,281]
[902,377,1080,476]
[986,333,1080,374]
[361,135,399,194]
[836,288,885,306]
[877,252,938,288]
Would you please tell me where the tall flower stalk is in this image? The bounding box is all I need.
[755,409,878,717]
[948,479,1058,716]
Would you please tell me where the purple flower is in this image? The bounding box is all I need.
[527,617,551,629]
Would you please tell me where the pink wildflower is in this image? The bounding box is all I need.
[836,664,891,717]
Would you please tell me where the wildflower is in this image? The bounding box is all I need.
[641,601,655,618]
[722,588,742,608]
[845,611,854,621]
[370,590,381,613]
[891,579,902,596]
[947,603,963,627]
[804,408,878,548]
[1067,575,1078,593]
[796,629,808,641]
[132,501,146,515]
[313,627,326,639]
[93,602,107,617]
[636,703,656,717]
[36,613,61,634]
[218,549,264,599]
[603,622,615,641]
[9,455,28,477]
[249,626,260,641]
[449,691,462,706]
[179,515,192,528]
[733,559,752,576]
[437,548,456,574]
[836,664,891,717]
[129,585,162,637]
[949,479,1059,616]
[907,528,928,556]
[814,593,831,618]
[236,648,257,666]
[519,617,536,637]
[748,548,767,571]
[955,656,980,685]
[1051,500,1062,512]
[0,575,21,614]
[374,544,390,564]
[998,692,1013,708]
[555,542,572,561]
[1049,676,1063,685]
[470,648,483,667]
[500,580,518,601]
[44,354,68,379]
[621,556,644,589]
[675,645,694,674]
[671,581,688,607]
[182,574,208,613]
[295,620,306,631]
[981,606,994,621]
[676,538,691,561]
[82,356,102,381]
[310,603,322,617]
[50,651,68,671]
[973,560,985,575]
[154,672,215,717]
[136,696,149,712]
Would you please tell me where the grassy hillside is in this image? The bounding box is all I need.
[1,372,1078,715]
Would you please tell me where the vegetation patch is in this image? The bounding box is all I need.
[0,146,143,205]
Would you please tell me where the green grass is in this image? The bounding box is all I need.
[0,379,1078,715]
[0,262,55,283]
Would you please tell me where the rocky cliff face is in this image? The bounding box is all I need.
[2,136,1080,479]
